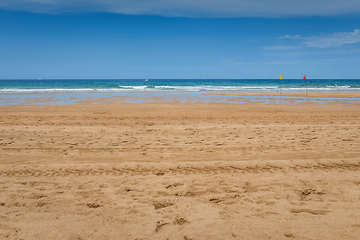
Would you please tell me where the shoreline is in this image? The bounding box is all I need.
[1,91,360,106]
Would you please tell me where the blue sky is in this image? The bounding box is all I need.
[0,0,360,79]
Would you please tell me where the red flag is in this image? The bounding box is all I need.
[303,75,306,80]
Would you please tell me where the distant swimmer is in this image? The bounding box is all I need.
[335,84,337,86]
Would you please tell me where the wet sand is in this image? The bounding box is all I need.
[0,101,360,239]
[195,91,360,98]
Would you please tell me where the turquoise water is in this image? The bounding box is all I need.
[1,79,359,93]
[1,79,360,105]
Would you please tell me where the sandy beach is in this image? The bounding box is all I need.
[1,100,360,239]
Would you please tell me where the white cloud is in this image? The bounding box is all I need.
[263,45,298,50]
[279,35,301,39]
[303,29,360,48]
[1,0,360,17]
[265,29,360,50]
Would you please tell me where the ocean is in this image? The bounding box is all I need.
[1,79,360,105]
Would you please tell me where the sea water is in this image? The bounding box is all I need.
[0,79,360,105]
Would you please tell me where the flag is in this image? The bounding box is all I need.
[303,75,306,81]
[280,75,283,80]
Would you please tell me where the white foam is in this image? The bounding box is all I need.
[1,85,359,94]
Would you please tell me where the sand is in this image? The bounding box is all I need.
[195,91,360,98]
[0,100,360,239]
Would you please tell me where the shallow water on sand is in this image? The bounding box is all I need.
[1,91,360,105]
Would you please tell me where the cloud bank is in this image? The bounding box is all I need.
[1,0,360,17]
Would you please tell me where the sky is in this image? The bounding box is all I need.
[0,0,360,79]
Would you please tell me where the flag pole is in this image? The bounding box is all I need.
[306,78,307,100]
[280,75,283,100]
[303,75,307,100]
